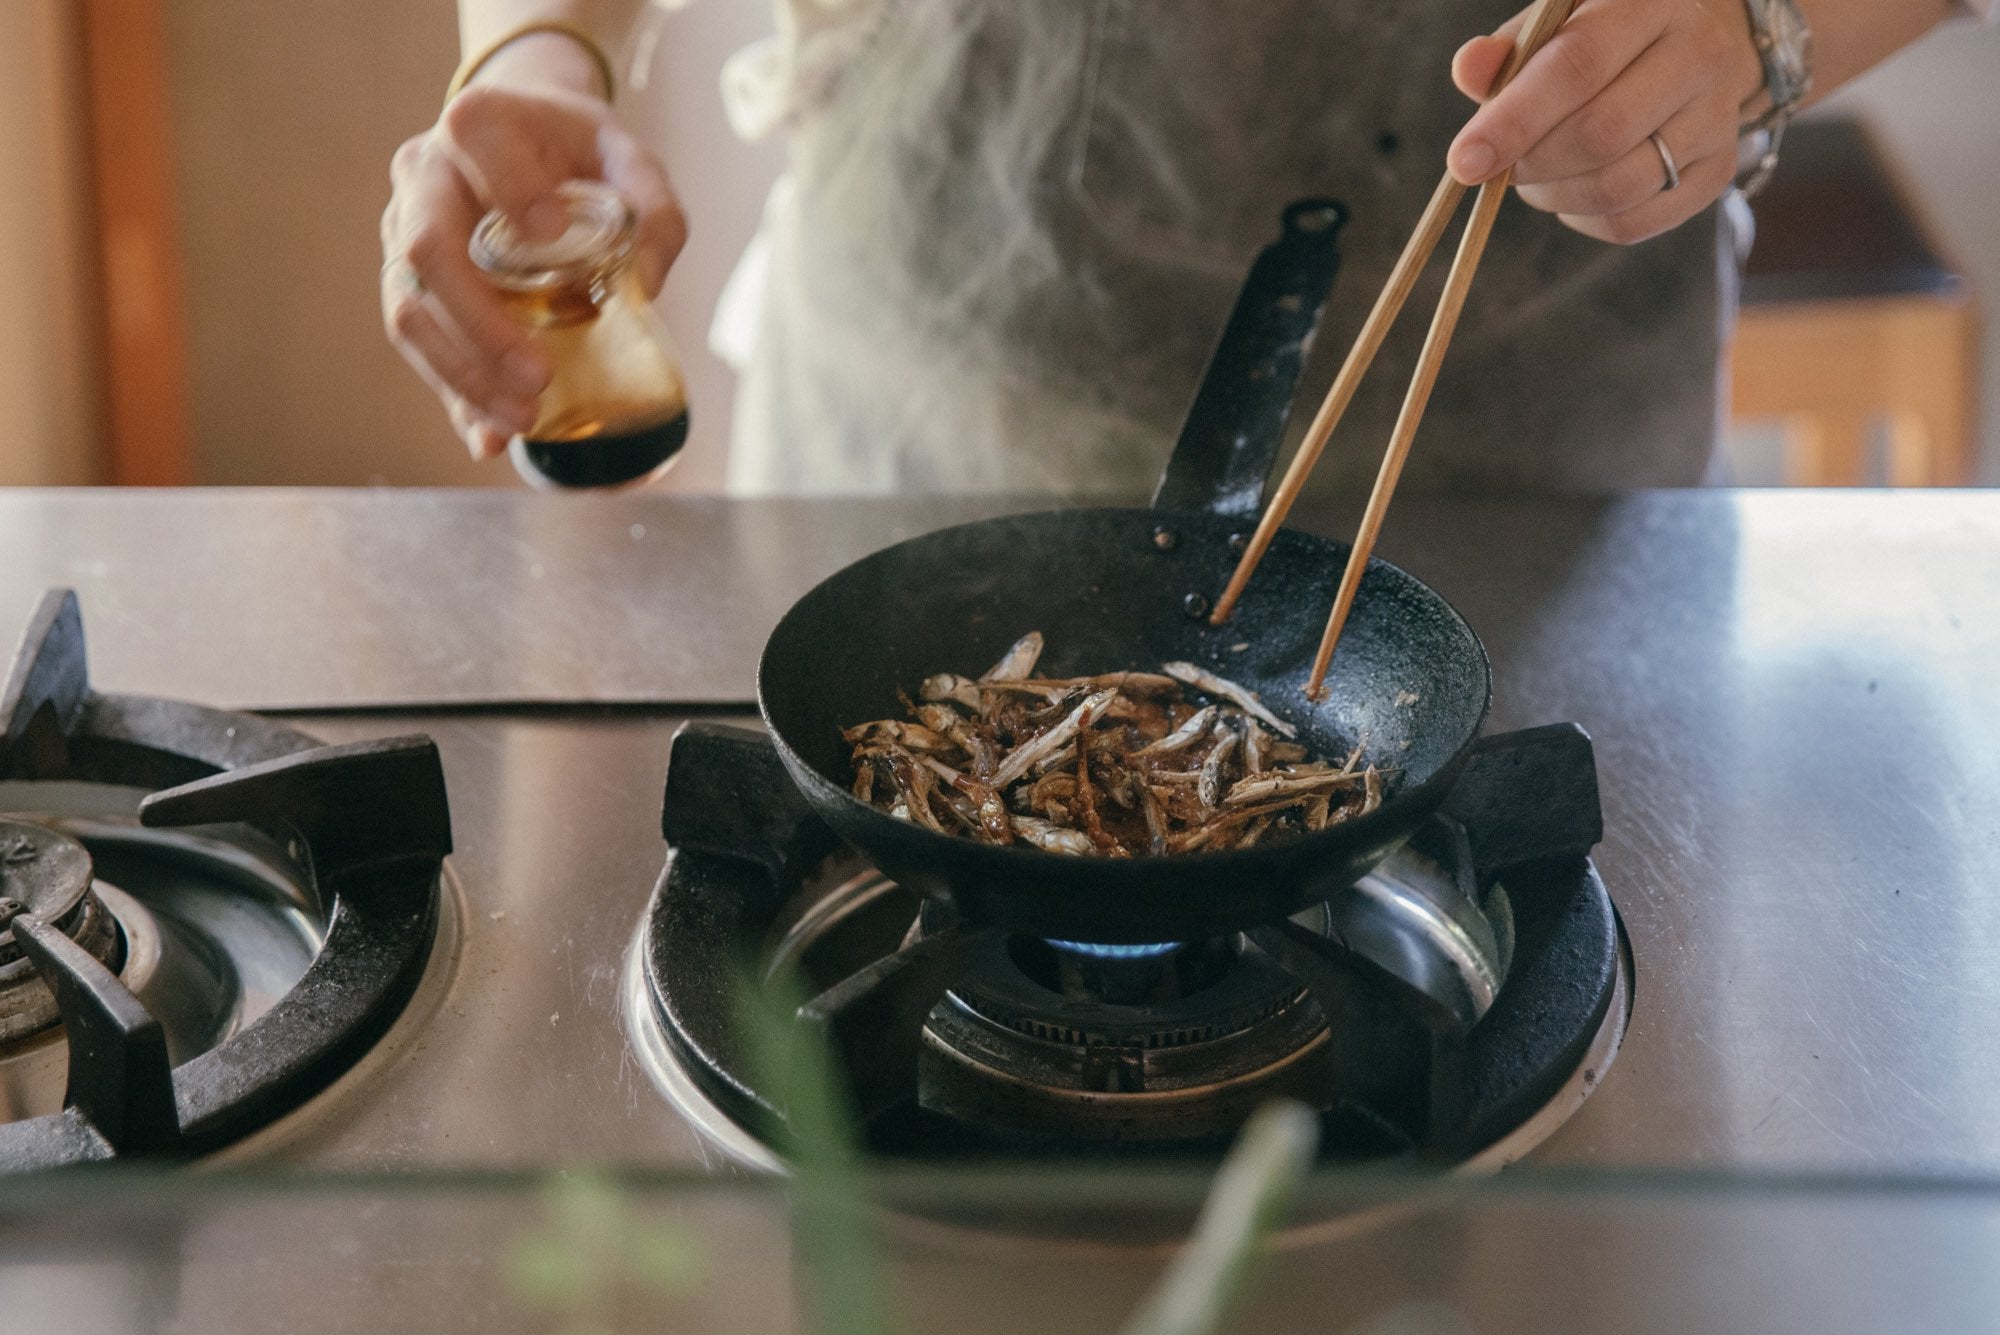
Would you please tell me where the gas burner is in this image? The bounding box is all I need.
[634,720,1629,1166]
[0,820,121,1051]
[0,590,451,1170]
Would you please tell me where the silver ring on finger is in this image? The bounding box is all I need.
[382,256,426,299]
[1648,132,1681,194]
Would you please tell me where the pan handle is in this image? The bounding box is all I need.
[1149,199,1347,519]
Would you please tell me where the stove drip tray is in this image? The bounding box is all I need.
[640,721,1628,1166]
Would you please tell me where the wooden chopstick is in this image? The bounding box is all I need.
[1208,0,1583,648]
[1209,171,1469,627]
[1304,173,1510,699]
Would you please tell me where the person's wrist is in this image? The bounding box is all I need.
[462,30,612,103]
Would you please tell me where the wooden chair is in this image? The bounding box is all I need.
[1728,117,1979,486]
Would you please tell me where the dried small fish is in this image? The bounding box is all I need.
[922,757,1015,845]
[1134,705,1217,757]
[921,673,1073,707]
[848,632,1397,858]
[1242,719,1268,775]
[1011,814,1096,856]
[981,631,1044,682]
[1222,767,1369,808]
[1304,792,1333,831]
[918,673,982,710]
[914,704,999,777]
[1140,783,1170,855]
[1160,662,1298,738]
[842,719,951,752]
[1198,722,1239,810]
[873,745,948,835]
[1061,671,1180,695]
[990,689,1118,787]
[1031,742,1078,776]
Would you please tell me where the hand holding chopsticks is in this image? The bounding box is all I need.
[1209,0,1584,699]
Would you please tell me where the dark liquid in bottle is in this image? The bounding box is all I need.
[520,412,689,489]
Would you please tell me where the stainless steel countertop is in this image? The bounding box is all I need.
[6,487,2000,1331]
[6,487,1985,715]
[6,487,1958,1175]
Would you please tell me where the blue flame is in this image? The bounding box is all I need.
[1046,939,1181,960]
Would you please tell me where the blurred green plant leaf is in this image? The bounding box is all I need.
[1118,1101,1320,1335]
[736,967,899,1335]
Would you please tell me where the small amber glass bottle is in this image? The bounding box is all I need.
[471,181,689,490]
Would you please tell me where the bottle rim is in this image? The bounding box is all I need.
[469,180,635,291]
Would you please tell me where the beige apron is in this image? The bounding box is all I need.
[724,0,1739,497]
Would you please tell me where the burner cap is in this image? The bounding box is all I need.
[0,819,93,962]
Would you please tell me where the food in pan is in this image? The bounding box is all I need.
[844,632,1384,857]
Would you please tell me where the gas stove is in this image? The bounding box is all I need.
[3,488,2000,1331]
[634,721,1627,1169]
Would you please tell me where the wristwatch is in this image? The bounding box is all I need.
[1736,0,1814,198]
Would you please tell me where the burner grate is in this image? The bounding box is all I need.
[641,720,1623,1164]
[0,590,451,1171]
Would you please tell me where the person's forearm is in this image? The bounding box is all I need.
[1794,0,1956,110]
[455,0,650,97]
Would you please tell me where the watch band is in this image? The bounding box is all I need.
[1736,0,1813,197]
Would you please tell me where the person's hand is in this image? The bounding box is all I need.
[1447,0,1766,245]
[380,41,686,460]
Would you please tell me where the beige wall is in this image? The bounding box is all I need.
[0,2,99,486]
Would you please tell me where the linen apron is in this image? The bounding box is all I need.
[720,0,1739,497]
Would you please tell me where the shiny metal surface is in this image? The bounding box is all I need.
[4,486,2000,1329]
[0,490,1014,709]
[3,1167,2000,1335]
[36,487,1966,1178]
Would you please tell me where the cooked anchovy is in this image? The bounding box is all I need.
[842,719,951,752]
[1242,719,1268,774]
[990,689,1118,788]
[1060,671,1180,695]
[1031,742,1078,776]
[918,673,983,711]
[1172,797,1312,853]
[1011,814,1096,856]
[849,633,1393,858]
[1072,738,1112,852]
[885,746,950,835]
[1160,662,1298,739]
[922,758,1015,845]
[1223,767,1370,807]
[914,704,998,777]
[981,631,1045,682]
[1198,722,1239,810]
[1134,705,1218,757]
[1140,783,1170,856]
[921,673,1074,708]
